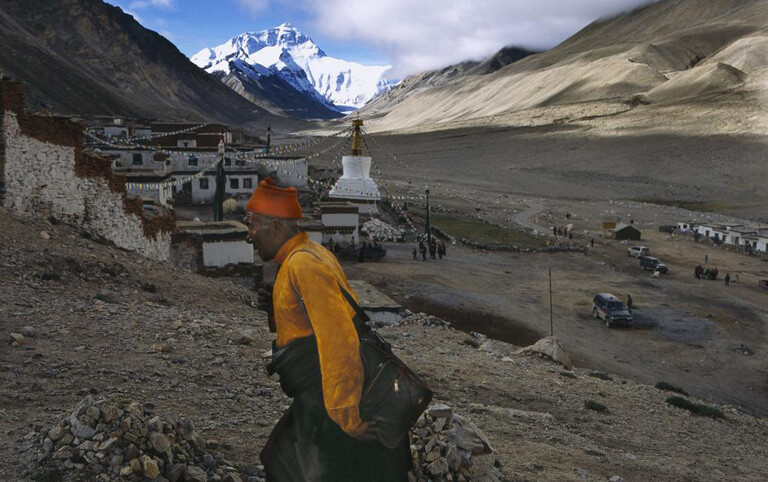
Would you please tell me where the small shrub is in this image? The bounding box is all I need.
[41,271,61,281]
[560,371,577,379]
[142,283,157,293]
[666,396,725,419]
[589,371,613,381]
[65,257,82,274]
[584,449,605,456]
[94,293,117,304]
[585,400,608,413]
[655,382,689,396]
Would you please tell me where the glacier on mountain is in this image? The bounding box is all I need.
[191,22,394,111]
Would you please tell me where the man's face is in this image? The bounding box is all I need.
[244,213,280,261]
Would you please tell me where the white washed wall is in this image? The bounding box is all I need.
[2,111,171,260]
[202,240,254,267]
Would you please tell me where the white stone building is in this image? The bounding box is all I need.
[319,202,360,245]
[188,170,259,204]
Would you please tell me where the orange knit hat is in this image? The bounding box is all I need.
[246,178,302,219]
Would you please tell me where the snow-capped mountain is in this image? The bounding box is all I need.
[191,23,394,112]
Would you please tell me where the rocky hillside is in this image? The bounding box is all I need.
[2,207,767,481]
[0,0,277,125]
[358,0,768,134]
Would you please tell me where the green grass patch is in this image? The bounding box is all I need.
[589,371,613,381]
[666,396,725,419]
[560,371,577,379]
[655,382,689,396]
[633,199,736,216]
[585,400,608,413]
[429,214,546,248]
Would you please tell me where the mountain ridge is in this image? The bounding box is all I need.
[192,23,394,112]
[0,0,305,128]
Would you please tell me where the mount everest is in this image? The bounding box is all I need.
[191,23,394,116]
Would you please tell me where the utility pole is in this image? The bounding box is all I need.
[265,123,271,155]
[214,137,226,222]
[549,268,554,337]
[425,187,431,246]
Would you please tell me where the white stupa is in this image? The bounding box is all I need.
[328,119,381,215]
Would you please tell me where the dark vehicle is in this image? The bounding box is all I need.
[592,293,633,328]
[760,280,768,291]
[338,244,387,262]
[640,256,668,273]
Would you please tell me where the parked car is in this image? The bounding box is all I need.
[627,246,650,258]
[592,293,633,327]
[640,256,668,273]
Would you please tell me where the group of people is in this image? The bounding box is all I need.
[414,238,447,261]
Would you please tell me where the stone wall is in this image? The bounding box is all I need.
[1,81,175,260]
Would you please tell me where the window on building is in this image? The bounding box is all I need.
[188,155,198,167]
[225,156,232,166]
[132,153,143,165]
[230,178,240,189]
[183,142,189,148]
[243,178,252,189]
[200,178,209,190]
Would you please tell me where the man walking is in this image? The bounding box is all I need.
[245,179,409,481]
[725,273,731,286]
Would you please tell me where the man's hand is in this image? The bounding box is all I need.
[354,422,381,442]
[256,282,274,317]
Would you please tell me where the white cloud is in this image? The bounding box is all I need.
[233,0,270,16]
[128,0,175,10]
[303,0,658,77]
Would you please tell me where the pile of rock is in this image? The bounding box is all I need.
[361,219,401,241]
[26,395,263,482]
[399,312,452,329]
[409,404,502,482]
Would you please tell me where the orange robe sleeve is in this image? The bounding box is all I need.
[286,252,368,437]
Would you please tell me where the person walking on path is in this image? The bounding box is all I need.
[429,239,437,260]
[419,241,427,261]
[626,294,633,313]
[590,238,595,248]
[412,247,417,260]
[725,273,731,286]
[245,179,409,481]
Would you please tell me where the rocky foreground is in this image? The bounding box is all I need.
[1,207,767,481]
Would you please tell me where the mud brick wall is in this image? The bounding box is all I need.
[1,80,175,260]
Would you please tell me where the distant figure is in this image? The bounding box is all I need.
[626,294,633,313]
[429,239,437,260]
[590,238,595,248]
[725,273,731,286]
[705,254,709,264]
[437,241,444,260]
[412,247,417,260]
[553,226,557,236]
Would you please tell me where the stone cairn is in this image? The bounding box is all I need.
[26,395,263,482]
[410,404,503,482]
[361,218,401,241]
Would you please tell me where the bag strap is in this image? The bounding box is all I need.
[284,248,369,333]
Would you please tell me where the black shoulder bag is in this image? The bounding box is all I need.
[337,283,433,449]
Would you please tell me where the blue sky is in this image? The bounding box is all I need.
[105,0,657,77]
[105,0,389,64]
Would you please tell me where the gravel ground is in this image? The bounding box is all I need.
[2,208,768,481]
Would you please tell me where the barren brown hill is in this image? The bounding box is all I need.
[358,0,768,135]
